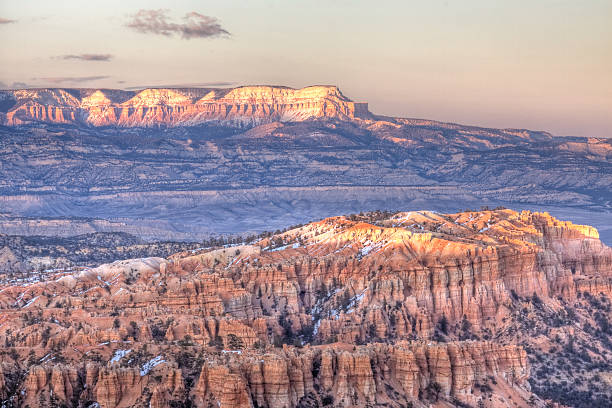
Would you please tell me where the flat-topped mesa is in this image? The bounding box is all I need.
[0,85,372,127]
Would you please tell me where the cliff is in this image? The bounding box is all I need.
[0,209,610,407]
[0,85,371,127]
[12,341,528,408]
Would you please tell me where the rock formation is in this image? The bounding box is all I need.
[0,86,371,127]
[0,209,610,406]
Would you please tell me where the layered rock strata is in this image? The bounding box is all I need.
[9,342,528,408]
[0,86,371,127]
[0,209,610,407]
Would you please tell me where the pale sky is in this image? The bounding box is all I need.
[1,0,610,137]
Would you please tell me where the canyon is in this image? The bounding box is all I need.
[0,86,610,243]
[0,209,610,407]
[1,85,611,407]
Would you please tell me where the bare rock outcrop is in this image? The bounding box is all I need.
[1,86,371,127]
[0,209,610,407]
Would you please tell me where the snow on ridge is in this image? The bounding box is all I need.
[23,295,40,308]
[268,244,289,252]
[140,355,165,376]
[313,319,322,336]
[15,290,28,303]
[110,349,131,364]
[359,240,385,258]
[345,289,367,314]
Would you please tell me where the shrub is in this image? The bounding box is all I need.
[227,334,244,350]
[437,316,449,335]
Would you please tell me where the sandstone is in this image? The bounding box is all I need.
[1,85,371,127]
[0,209,609,407]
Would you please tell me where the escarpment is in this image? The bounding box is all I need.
[0,209,610,407]
[0,85,371,127]
[4,342,528,408]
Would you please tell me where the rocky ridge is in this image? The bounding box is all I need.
[0,209,610,407]
[0,232,203,276]
[0,86,371,127]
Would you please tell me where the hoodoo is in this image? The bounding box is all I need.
[1,209,610,407]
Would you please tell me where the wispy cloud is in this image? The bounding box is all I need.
[125,9,230,39]
[32,76,111,85]
[0,17,16,24]
[57,54,113,62]
[124,81,234,90]
[0,81,32,89]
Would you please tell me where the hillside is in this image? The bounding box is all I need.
[0,232,204,276]
[0,209,610,407]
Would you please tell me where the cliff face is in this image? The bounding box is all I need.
[0,209,610,407]
[0,85,371,127]
[12,341,528,408]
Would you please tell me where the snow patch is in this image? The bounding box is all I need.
[345,290,367,314]
[313,319,321,336]
[110,349,131,364]
[140,355,165,376]
[23,296,40,308]
[268,244,289,252]
[359,240,385,258]
[39,353,53,363]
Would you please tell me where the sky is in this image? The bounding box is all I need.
[0,0,610,137]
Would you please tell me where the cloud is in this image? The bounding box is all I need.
[125,9,229,39]
[32,76,110,85]
[0,18,16,24]
[57,54,113,62]
[124,81,234,90]
[0,81,32,89]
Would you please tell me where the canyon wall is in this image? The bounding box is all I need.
[1,209,610,406]
[9,341,528,408]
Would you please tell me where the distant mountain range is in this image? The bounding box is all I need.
[0,85,610,242]
[0,85,370,127]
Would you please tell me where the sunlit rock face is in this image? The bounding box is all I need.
[0,85,371,127]
[0,209,610,407]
